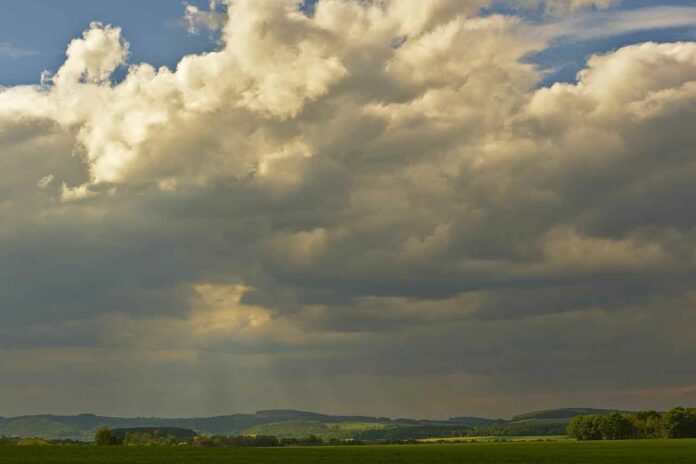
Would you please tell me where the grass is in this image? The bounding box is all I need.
[417,435,569,442]
[1,440,695,463]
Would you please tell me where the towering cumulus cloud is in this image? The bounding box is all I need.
[0,0,695,417]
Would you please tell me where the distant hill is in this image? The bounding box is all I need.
[510,408,631,423]
[448,416,501,426]
[0,410,422,441]
[0,407,631,441]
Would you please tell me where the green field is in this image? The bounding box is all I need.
[417,435,569,443]
[2,440,696,464]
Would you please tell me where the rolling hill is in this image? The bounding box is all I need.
[510,408,632,423]
[0,408,628,441]
[0,410,416,441]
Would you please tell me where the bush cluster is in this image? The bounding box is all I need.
[568,408,696,440]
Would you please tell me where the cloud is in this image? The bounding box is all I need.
[0,43,36,59]
[541,6,696,41]
[0,0,694,417]
[543,0,619,15]
[495,0,619,17]
[51,21,129,87]
[183,0,227,35]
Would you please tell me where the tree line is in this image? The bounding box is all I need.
[568,408,696,440]
[356,422,567,441]
[94,428,361,447]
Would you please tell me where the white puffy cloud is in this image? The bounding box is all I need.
[52,22,129,88]
[183,0,227,35]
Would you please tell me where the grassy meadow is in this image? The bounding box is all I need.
[2,440,696,464]
[417,434,569,443]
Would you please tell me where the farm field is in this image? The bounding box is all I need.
[2,440,696,464]
[417,434,569,443]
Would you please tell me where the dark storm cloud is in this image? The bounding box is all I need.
[0,0,694,418]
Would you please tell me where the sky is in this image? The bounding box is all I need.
[0,0,695,420]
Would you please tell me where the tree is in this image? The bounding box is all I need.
[568,415,603,440]
[631,411,662,438]
[663,407,696,438]
[567,416,582,440]
[303,435,323,446]
[600,413,638,440]
[95,427,114,446]
[568,414,638,440]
